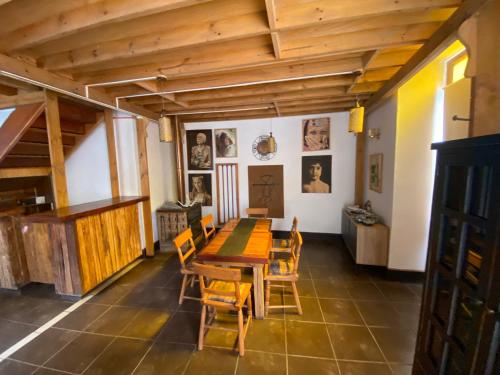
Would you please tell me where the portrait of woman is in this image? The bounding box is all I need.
[302,117,330,151]
[215,128,237,157]
[188,174,212,206]
[187,129,213,170]
[302,155,332,193]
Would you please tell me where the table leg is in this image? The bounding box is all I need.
[253,265,264,319]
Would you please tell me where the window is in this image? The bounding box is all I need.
[0,108,15,128]
[446,51,468,86]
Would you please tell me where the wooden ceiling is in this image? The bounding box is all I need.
[0,0,466,122]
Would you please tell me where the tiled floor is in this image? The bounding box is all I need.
[0,236,422,375]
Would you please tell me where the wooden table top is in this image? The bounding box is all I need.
[198,218,272,264]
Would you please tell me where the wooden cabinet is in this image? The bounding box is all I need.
[341,210,389,266]
[413,135,500,375]
[156,202,202,250]
[0,215,30,289]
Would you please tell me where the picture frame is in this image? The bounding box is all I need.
[369,153,383,193]
[301,155,332,194]
[188,173,212,206]
[302,117,331,152]
[215,128,237,157]
[186,129,213,170]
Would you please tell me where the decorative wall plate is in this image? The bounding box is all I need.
[252,135,277,160]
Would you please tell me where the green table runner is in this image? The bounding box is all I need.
[217,218,257,256]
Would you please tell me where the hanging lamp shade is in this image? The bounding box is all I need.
[349,103,365,134]
[268,132,277,153]
[158,113,173,142]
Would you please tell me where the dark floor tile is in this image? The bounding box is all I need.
[202,313,242,349]
[85,306,140,335]
[0,359,37,375]
[54,303,109,331]
[347,281,386,300]
[184,347,238,375]
[371,327,416,364]
[264,293,286,319]
[282,279,316,297]
[375,282,419,302]
[355,301,403,327]
[33,368,68,375]
[288,356,339,375]
[328,324,384,361]
[117,286,180,310]
[390,364,413,374]
[309,266,342,280]
[0,319,37,352]
[236,351,286,375]
[119,308,171,339]
[284,296,323,322]
[286,320,333,358]
[338,361,392,375]
[319,299,364,325]
[89,284,133,305]
[44,332,114,373]
[314,279,350,299]
[83,337,151,375]
[10,328,78,365]
[133,342,193,375]
[156,311,200,345]
[1,298,70,326]
[245,318,285,354]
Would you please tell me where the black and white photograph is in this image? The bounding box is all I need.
[188,173,212,206]
[187,129,213,170]
[302,117,330,152]
[215,128,237,157]
[301,155,332,193]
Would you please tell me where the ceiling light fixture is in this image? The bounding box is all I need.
[348,99,365,134]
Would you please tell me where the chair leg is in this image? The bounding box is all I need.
[237,309,245,356]
[264,280,271,315]
[247,293,253,317]
[190,274,195,288]
[198,305,206,351]
[179,274,188,305]
[291,281,302,315]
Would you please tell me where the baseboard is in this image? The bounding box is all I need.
[272,230,341,242]
[142,240,160,258]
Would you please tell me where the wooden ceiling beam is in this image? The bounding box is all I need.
[0,167,51,179]
[274,0,461,30]
[0,0,214,52]
[39,11,268,71]
[366,0,489,112]
[0,91,45,109]
[134,81,189,108]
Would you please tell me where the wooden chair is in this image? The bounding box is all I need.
[173,227,199,305]
[271,216,298,258]
[264,231,303,315]
[193,262,252,356]
[200,214,216,244]
[246,207,268,218]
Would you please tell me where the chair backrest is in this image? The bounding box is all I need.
[200,214,216,242]
[246,207,268,218]
[290,231,303,274]
[173,227,197,270]
[193,262,242,306]
[287,216,299,247]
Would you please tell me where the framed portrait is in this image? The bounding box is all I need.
[302,155,332,193]
[302,117,330,152]
[188,173,212,206]
[369,153,383,193]
[187,130,213,170]
[215,128,237,158]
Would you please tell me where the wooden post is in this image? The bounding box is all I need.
[104,109,120,197]
[354,132,365,206]
[174,116,186,202]
[45,90,69,208]
[135,117,154,256]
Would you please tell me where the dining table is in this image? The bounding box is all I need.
[196,217,272,319]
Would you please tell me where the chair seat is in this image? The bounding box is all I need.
[268,258,295,276]
[272,238,291,249]
[206,280,252,304]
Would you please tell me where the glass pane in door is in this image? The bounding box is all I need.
[445,345,466,375]
[445,166,468,212]
[452,291,483,351]
[469,166,492,219]
[439,216,461,269]
[461,224,486,288]
[434,273,454,326]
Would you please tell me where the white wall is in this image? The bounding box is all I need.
[363,95,397,226]
[66,122,112,205]
[184,112,356,233]
[65,112,177,245]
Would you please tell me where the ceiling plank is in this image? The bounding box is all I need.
[39,11,269,71]
[275,0,461,30]
[270,32,282,59]
[366,0,489,112]
[0,0,214,52]
[135,81,189,108]
[0,167,51,179]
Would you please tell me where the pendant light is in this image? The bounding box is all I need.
[348,99,365,134]
[268,118,277,153]
[158,91,173,142]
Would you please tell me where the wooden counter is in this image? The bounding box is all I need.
[20,196,148,296]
